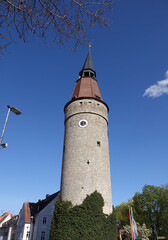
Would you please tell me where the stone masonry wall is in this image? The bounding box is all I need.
[60,99,112,214]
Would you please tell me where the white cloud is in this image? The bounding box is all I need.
[143,70,168,98]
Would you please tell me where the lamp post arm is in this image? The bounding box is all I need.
[0,108,11,146]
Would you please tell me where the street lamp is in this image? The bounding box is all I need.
[0,105,22,149]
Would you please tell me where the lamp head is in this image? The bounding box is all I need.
[7,105,22,115]
[1,143,8,148]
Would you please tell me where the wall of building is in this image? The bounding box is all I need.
[0,215,18,240]
[32,197,57,240]
[22,223,31,240]
[0,227,8,240]
[61,99,112,214]
[15,207,25,240]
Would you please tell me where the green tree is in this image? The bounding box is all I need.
[115,200,133,228]
[115,185,168,240]
[160,185,168,239]
[0,0,115,54]
[50,191,117,240]
[133,185,168,240]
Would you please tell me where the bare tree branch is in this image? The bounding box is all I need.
[0,0,115,54]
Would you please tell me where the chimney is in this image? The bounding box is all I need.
[46,194,50,199]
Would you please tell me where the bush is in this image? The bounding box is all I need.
[50,191,117,240]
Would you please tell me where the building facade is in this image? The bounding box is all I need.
[0,212,15,240]
[0,192,59,240]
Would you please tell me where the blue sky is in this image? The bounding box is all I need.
[1,0,168,215]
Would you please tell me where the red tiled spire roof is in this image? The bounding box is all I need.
[71,47,103,101]
[71,77,102,100]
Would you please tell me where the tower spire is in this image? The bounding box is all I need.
[70,47,103,101]
[79,46,96,78]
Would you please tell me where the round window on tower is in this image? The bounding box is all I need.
[79,119,88,128]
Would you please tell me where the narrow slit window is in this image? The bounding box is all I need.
[97,141,101,147]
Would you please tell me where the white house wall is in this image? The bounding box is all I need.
[15,207,27,240]
[15,208,31,240]
[22,223,30,240]
[32,197,57,240]
[7,226,12,240]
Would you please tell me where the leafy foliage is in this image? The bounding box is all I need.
[133,185,168,240]
[50,191,117,240]
[116,184,168,240]
[115,199,133,228]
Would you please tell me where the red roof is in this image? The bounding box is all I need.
[71,77,102,101]
[24,202,31,223]
[20,192,60,223]
[0,212,12,224]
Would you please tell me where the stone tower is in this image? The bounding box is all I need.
[60,48,112,214]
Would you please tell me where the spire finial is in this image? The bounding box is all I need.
[89,44,91,49]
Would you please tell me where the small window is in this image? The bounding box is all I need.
[95,95,100,99]
[41,232,45,240]
[12,233,15,240]
[26,231,30,238]
[43,217,47,224]
[84,72,89,77]
[97,141,101,147]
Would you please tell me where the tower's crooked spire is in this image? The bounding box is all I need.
[82,46,94,70]
[70,47,103,101]
[79,46,96,79]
